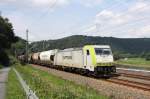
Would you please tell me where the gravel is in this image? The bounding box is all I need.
[32,65,150,99]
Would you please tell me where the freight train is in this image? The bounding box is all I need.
[18,45,116,76]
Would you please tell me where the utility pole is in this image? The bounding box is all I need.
[43,40,46,51]
[26,29,29,63]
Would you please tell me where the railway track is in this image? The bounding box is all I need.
[107,77,150,91]
[119,73,150,81]
[111,68,150,91]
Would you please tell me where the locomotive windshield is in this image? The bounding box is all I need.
[95,48,111,55]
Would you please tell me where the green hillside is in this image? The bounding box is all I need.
[29,35,150,58]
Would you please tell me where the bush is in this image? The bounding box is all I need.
[114,55,121,61]
[9,56,19,65]
[113,52,123,61]
[145,55,150,61]
[0,50,10,66]
[144,52,150,61]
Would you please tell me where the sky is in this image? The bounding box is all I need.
[0,0,150,41]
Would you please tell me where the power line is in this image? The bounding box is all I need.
[69,1,127,36]
[59,0,125,37]
[37,0,58,20]
[82,1,150,36]
[27,0,58,42]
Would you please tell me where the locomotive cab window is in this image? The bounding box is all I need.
[95,48,103,55]
[87,50,90,55]
[103,50,110,55]
[95,48,111,55]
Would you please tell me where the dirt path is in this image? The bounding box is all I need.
[0,68,10,99]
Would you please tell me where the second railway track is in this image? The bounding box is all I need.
[107,77,150,91]
[119,72,150,81]
[108,68,150,91]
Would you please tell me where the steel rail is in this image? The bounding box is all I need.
[119,73,150,81]
[107,78,150,91]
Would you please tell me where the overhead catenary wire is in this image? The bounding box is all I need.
[59,0,125,37]
[27,0,58,42]
[71,0,130,36]
[82,15,150,35]
[34,0,58,22]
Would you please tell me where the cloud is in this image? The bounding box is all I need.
[0,0,70,8]
[96,10,132,26]
[136,25,150,37]
[32,0,70,7]
[0,0,16,3]
[79,0,103,7]
[3,12,40,41]
[4,12,29,37]
[83,25,96,33]
[129,1,150,13]
[82,0,150,38]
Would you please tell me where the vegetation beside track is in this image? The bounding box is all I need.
[0,64,2,69]
[6,68,26,99]
[15,64,107,99]
[116,58,150,70]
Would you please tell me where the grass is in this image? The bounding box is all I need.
[6,68,26,99]
[15,64,107,99]
[116,58,150,70]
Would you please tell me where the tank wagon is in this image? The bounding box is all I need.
[31,52,41,64]
[20,45,116,75]
[39,50,58,65]
[18,55,26,62]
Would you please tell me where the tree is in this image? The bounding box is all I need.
[0,15,17,65]
[145,53,150,61]
[11,36,26,56]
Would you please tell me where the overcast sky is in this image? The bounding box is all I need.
[0,0,150,41]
